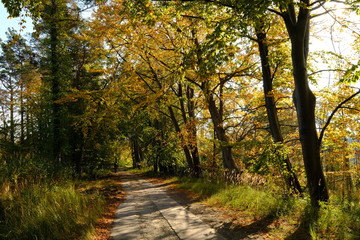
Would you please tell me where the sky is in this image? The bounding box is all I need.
[0,2,33,41]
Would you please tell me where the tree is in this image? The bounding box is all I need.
[275,0,329,204]
[0,29,39,160]
[254,20,302,193]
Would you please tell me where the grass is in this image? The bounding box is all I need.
[75,175,125,240]
[0,180,105,240]
[173,177,299,218]
[206,185,299,218]
[177,177,225,196]
[128,166,154,175]
[0,156,125,240]
[307,197,360,239]
[160,174,360,239]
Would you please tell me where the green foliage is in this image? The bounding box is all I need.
[341,61,360,83]
[346,0,360,14]
[177,177,225,196]
[0,182,104,240]
[1,0,42,18]
[0,157,52,184]
[1,0,360,238]
[301,200,360,240]
[246,142,298,189]
[207,185,296,217]
[128,166,154,175]
[310,203,353,239]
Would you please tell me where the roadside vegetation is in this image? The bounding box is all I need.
[0,181,103,240]
[133,168,360,239]
[0,160,123,240]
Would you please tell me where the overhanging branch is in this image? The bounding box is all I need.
[318,89,360,146]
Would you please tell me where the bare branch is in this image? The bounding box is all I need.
[308,69,346,76]
[267,8,283,17]
[318,89,360,146]
[310,0,326,11]
[135,71,157,93]
[181,14,205,20]
[284,139,301,145]
[339,106,360,112]
[311,9,333,19]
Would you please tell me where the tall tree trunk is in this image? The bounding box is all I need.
[207,94,238,172]
[49,0,62,166]
[192,29,237,172]
[186,86,201,177]
[256,28,302,194]
[20,80,25,144]
[9,78,15,145]
[169,83,201,177]
[168,106,194,169]
[283,2,328,205]
[70,47,85,176]
[153,118,165,173]
[131,138,142,169]
[70,128,83,176]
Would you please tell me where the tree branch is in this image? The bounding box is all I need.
[318,89,360,146]
[308,69,346,76]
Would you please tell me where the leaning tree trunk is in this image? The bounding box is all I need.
[283,2,329,205]
[256,28,302,194]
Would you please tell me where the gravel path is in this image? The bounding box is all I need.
[110,171,225,240]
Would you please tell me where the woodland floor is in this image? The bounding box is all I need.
[93,170,309,240]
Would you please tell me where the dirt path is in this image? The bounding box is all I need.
[110,171,226,240]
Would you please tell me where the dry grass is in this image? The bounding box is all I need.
[88,174,125,240]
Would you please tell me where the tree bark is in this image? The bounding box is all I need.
[49,0,62,166]
[207,94,238,172]
[168,106,194,168]
[282,2,329,205]
[186,86,201,177]
[168,84,201,177]
[256,29,302,194]
[9,77,15,145]
[131,138,142,169]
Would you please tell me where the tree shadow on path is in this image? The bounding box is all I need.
[216,214,279,239]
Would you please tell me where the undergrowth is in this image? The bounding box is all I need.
[307,193,360,239]
[128,167,154,175]
[206,185,298,217]
[0,158,106,240]
[0,181,104,240]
